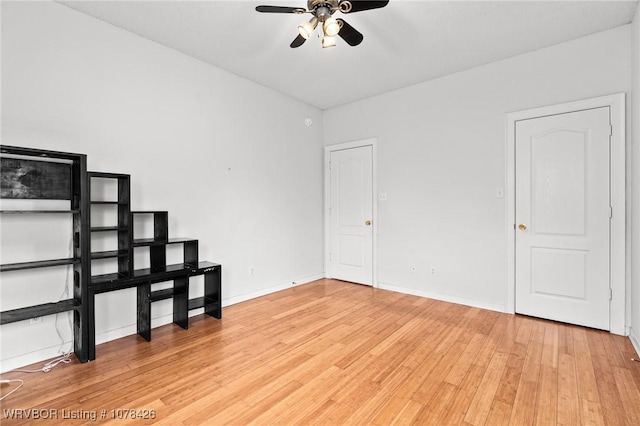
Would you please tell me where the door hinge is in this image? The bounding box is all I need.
[609,206,613,218]
[609,124,613,136]
[610,288,613,301]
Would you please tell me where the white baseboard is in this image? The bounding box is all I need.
[95,325,137,345]
[377,281,506,313]
[630,327,640,357]
[222,273,324,307]
[0,344,71,374]
[2,273,325,372]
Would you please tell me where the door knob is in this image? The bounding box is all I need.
[518,224,527,231]
[365,220,372,226]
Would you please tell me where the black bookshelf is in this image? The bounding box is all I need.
[0,145,91,363]
[1,146,221,363]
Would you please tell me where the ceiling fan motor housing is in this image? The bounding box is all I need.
[308,0,349,17]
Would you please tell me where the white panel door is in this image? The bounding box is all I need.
[329,146,373,285]
[515,107,611,330]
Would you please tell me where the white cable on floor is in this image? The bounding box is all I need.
[0,379,24,401]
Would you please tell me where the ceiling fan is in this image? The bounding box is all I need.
[256,0,389,48]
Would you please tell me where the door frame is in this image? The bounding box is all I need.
[505,93,626,335]
[324,138,378,287]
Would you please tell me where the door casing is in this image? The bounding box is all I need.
[506,93,626,335]
[325,138,378,287]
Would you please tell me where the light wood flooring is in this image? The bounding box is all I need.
[2,279,640,425]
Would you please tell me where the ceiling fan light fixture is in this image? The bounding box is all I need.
[323,17,340,37]
[298,16,318,39]
[322,36,336,48]
[256,0,388,49]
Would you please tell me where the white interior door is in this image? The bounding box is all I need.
[328,145,373,285]
[515,107,611,330]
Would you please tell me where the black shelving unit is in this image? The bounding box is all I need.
[88,172,133,281]
[84,172,221,359]
[1,145,221,363]
[0,145,91,363]
[129,210,219,342]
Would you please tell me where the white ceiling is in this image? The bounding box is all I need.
[59,0,639,110]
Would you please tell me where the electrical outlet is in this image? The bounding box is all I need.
[430,267,437,276]
[379,193,387,201]
[30,317,41,325]
[249,267,254,276]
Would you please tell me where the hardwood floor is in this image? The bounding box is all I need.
[2,279,640,425]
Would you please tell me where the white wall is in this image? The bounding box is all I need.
[2,2,637,372]
[0,1,324,371]
[324,26,632,313]
[631,6,640,356]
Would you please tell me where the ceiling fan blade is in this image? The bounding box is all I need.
[256,5,306,14]
[338,0,389,13]
[290,34,307,48]
[336,19,363,46]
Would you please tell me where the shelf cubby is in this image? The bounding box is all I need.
[88,172,132,281]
